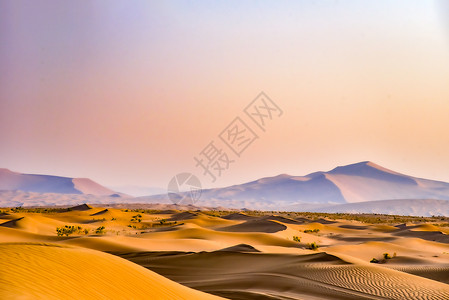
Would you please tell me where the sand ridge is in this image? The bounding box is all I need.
[1,206,449,299]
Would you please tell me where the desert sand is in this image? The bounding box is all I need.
[1,205,449,299]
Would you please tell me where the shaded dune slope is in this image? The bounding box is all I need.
[116,251,449,300]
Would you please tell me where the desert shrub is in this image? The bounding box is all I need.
[370,258,379,263]
[383,253,392,259]
[95,226,105,234]
[56,225,83,236]
[131,214,142,222]
[11,207,23,213]
[304,229,320,233]
[160,219,167,225]
[292,236,301,243]
[308,242,319,250]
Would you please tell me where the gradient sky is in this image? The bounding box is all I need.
[1,0,449,190]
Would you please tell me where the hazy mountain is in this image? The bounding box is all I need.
[109,185,166,197]
[3,163,449,216]
[311,199,449,217]
[0,190,134,207]
[144,161,449,211]
[0,168,117,196]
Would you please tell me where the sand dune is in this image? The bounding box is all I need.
[90,208,110,216]
[70,203,92,211]
[221,212,255,220]
[218,219,288,233]
[1,206,449,299]
[0,243,222,299]
[117,250,449,300]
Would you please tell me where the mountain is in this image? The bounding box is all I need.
[109,185,166,197]
[0,168,116,196]
[311,199,449,217]
[144,161,449,211]
[3,163,449,216]
[0,190,134,207]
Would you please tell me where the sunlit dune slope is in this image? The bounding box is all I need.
[0,243,223,300]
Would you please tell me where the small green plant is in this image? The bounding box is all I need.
[95,226,105,234]
[160,219,167,225]
[292,236,301,243]
[308,242,319,250]
[383,253,392,259]
[370,258,379,263]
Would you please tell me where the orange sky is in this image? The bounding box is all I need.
[1,1,449,190]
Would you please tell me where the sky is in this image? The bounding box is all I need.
[1,0,449,193]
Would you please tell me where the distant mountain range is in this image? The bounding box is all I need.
[312,199,449,217]
[108,185,166,197]
[144,161,449,212]
[2,162,449,216]
[0,168,118,196]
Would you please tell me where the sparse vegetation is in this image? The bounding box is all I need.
[56,225,86,236]
[131,214,142,222]
[307,242,319,250]
[3,206,449,225]
[304,229,320,233]
[292,236,301,243]
[10,206,24,213]
[95,226,105,234]
[370,252,395,263]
